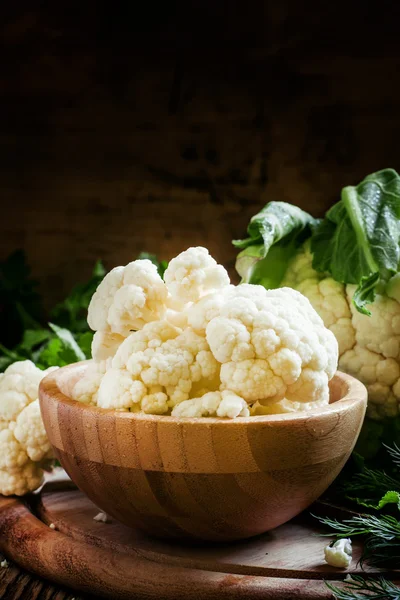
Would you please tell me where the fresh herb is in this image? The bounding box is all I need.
[0,250,44,349]
[318,445,400,569]
[386,443,400,468]
[327,575,400,600]
[337,467,400,509]
[50,261,106,332]
[0,251,168,372]
[0,259,105,370]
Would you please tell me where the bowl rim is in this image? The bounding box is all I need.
[39,361,368,427]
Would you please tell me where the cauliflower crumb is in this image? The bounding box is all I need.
[93,511,109,523]
[49,523,56,530]
[324,538,352,568]
[1,559,8,568]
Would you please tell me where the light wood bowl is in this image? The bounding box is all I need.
[39,362,367,542]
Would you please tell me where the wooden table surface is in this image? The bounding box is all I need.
[0,552,88,600]
[0,471,91,600]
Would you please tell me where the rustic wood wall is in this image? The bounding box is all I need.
[1,2,400,306]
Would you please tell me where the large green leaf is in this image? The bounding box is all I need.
[311,169,400,314]
[233,202,318,286]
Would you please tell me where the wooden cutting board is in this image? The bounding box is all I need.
[0,475,397,600]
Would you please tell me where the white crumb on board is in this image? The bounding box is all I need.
[49,523,56,530]
[93,511,109,523]
[1,559,8,568]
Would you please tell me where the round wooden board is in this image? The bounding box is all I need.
[0,475,397,600]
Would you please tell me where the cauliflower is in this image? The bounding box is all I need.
[69,360,108,406]
[171,391,249,418]
[324,538,352,568]
[0,360,44,421]
[97,320,220,413]
[234,172,400,443]
[0,361,56,496]
[189,284,337,407]
[75,247,337,417]
[88,259,168,336]
[164,246,230,305]
[87,247,230,365]
[91,331,125,362]
[282,248,400,420]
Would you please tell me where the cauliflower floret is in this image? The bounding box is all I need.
[91,331,125,362]
[69,360,108,406]
[220,359,287,404]
[283,247,355,354]
[97,369,147,410]
[0,360,44,421]
[0,461,43,497]
[324,538,352,568]
[0,429,29,472]
[0,361,58,495]
[202,286,337,407]
[14,400,53,462]
[164,247,230,305]
[83,248,337,417]
[251,398,328,415]
[97,320,220,411]
[88,259,168,336]
[172,390,249,418]
[141,391,169,415]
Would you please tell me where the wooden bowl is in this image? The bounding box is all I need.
[39,362,367,542]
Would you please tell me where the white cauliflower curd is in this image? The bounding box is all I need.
[73,246,338,417]
[324,538,353,568]
[283,246,400,420]
[0,361,57,496]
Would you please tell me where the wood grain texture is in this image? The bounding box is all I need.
[1,3,400,306]
[1,478,397,600]
[39,363,367,541]
[0,553,89,600]
[0,486,326,600]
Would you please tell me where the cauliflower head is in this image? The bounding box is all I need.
[0,361,56,496]
[283,246,400,420]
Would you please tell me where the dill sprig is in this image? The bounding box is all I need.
[317,445,400,570]
[327,575,400,600]
[320,446,400,597]
[341,468,400,498]
[317,513,400,568]
[385,443,400,469]
[318,513,400,541]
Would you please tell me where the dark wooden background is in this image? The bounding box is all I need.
[1,2,400,308]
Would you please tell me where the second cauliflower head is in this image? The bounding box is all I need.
[283,246,400,421]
